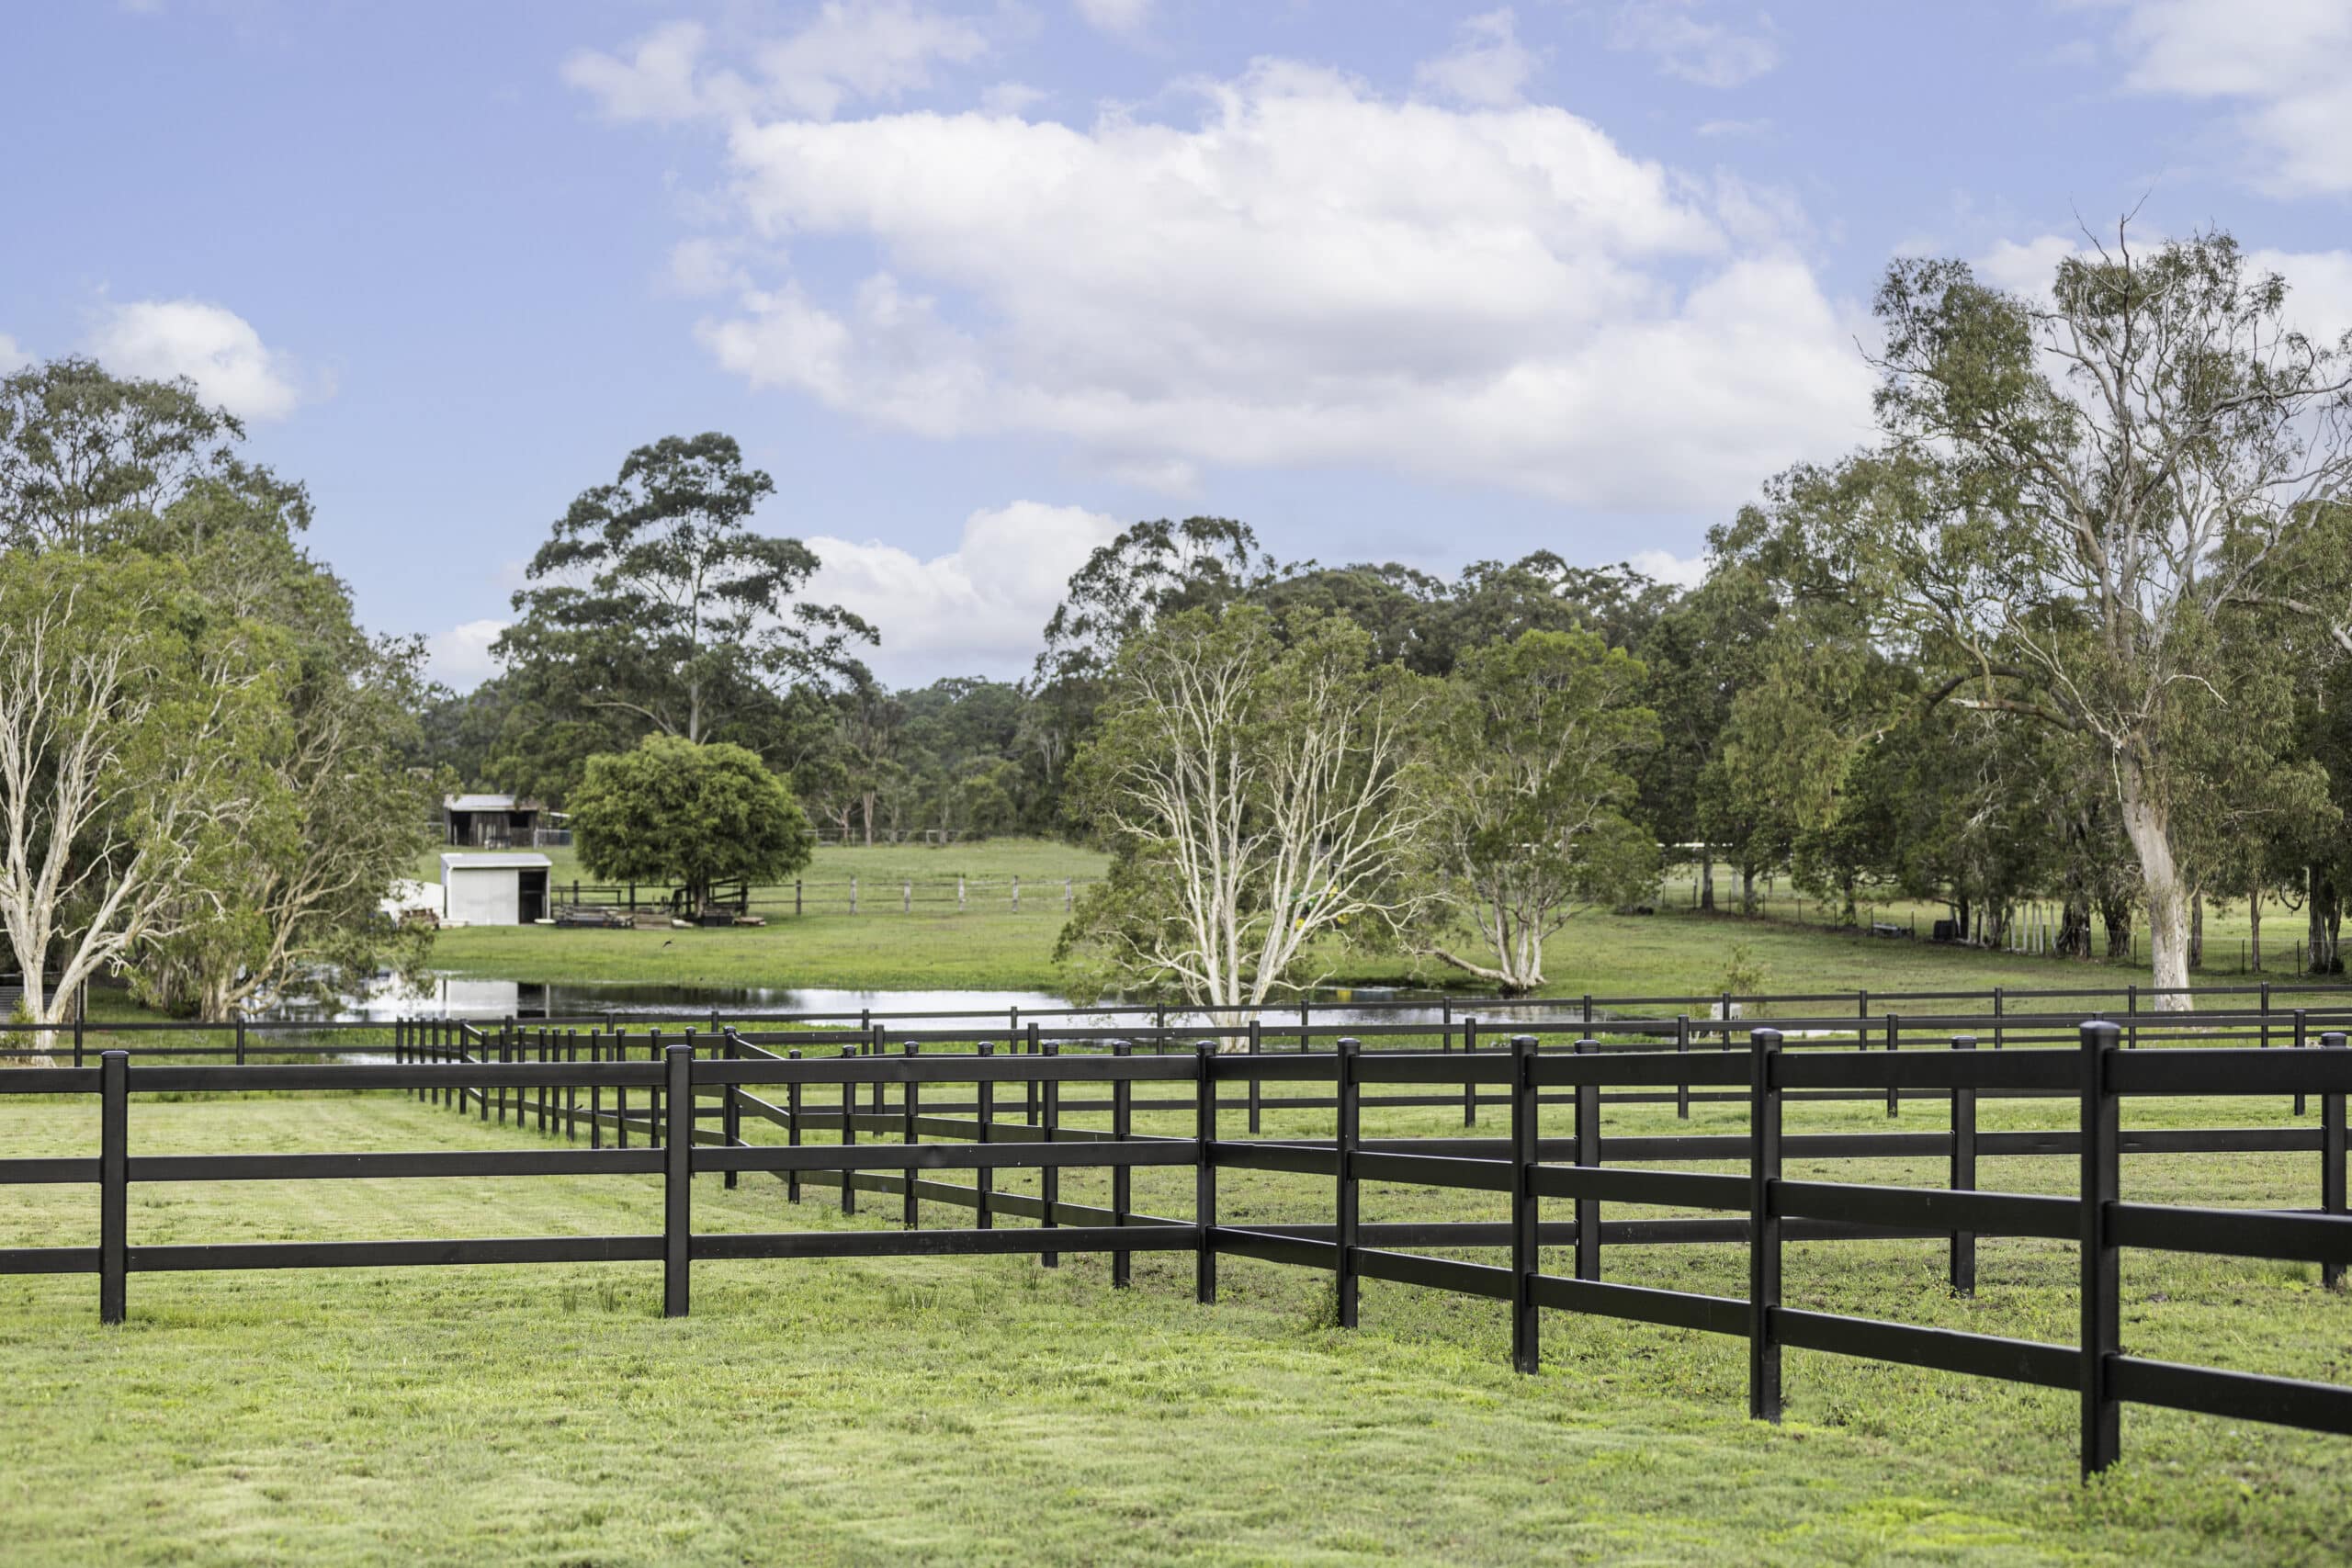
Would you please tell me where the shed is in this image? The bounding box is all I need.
[443,794,544,849]
[440,852,551,926]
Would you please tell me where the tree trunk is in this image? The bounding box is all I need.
[1739,863,1757,916]
[2311,864,2344,976]
[2059,897,2093,959]
[2248,886,2263,973]
[2188,890,2203,972]
[2115,758,2191,1007]
[1699,849,1714,912]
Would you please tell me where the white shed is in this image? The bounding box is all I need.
[439,852,552,926]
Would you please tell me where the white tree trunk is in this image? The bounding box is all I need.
[2117,755,2194,1009]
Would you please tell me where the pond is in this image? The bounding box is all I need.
[310,976,1608,1030]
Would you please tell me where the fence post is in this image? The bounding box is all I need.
[795,880,803,918]
[1024,1018,1039,1126]
[664,1043,693,1319]
[1112,1039,1132,1287]
[100,1048,128,1325]
[2260,982,2271,1049]
[903,1041,920,1229]
[1462,1015,1478,1127]
[1040,1041,1060,1268]
[1575,1036,1600,1282]
[2079,1020,2121,1477]
[976,1041,995,1228]
[786,1047,802,1204]
[235,1013,246,1067]
[840,1040,858,1217]
[1747,1028,1782,1423]
[1247,1017,1262,1134]
[1012,874,1019,912]
[74,1007,84,1068]
[902,879,910,914]
[851,876,858,915]
[1065,878,1073,913]
[1299,998,1310,1054]
[2295,1009,2310,1117]
[591,1032,605,1149]
[1335,1036,1361,1330]
[722,1032,741,1190]
[1195,1040,1218,1305]
[958,875,966,912]
[1511,1033,1539,1374]
[2126,985,2138,1050]
[1951,1034,1977,1296]
[2322,1032,2346,1292]
[649,1028,664,1147]
[1994,987,2005,1050]
[1676,1014,1690,1120]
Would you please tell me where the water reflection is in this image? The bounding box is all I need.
[320,975,1605,1031]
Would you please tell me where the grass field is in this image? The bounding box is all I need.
[3,1071,2346,1563]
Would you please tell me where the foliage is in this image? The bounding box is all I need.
[1793,224,2352,1001]
[0,355,311,553]
[1413,629,1659,992]
[568,735,813,912]
[1059,605,1429,1021]
[0,549,282,1047]
[492,433,874,792]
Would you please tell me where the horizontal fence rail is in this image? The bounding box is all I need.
[2,1014,2346,1481]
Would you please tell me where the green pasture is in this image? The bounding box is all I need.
[1,1070,2346,1564]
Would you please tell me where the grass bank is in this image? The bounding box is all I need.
[1,1084,2346,1563]
[428,897,2270,999]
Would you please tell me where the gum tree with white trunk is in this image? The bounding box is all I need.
[1058,604,1428,1037]
[1836,224,2352,1007]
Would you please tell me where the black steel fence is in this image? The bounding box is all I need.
[3,1006,2347,1479]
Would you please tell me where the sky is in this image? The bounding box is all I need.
[8,0,2352,688]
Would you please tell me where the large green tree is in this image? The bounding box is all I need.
[569,736,813,914]
[0,550,281,1054]
[496,433,874,762]
[1059,605,1428,1025]
[1414,629,1658,993]
[1809,226,2352,1004]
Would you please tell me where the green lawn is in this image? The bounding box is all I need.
[418,835,1108,891]
[427,891,2304,1000]
[2,1079,2346,1563]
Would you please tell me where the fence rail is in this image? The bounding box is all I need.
[3,1009,2347,1480]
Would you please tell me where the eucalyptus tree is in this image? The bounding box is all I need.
[0,355,305,553]
[1809,226,2352,1004]
[1058,605,1428,1029]
[0,552,280,1055]
[1414,629,1657,992]
[497,433,874,751]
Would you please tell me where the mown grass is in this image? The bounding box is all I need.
[427,888,2311,1000]
[2,1069,2346,1564]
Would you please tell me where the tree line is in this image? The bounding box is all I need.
[413,224,2352,1015]
[10,219,2352,1034]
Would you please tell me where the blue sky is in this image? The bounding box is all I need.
[8,0,2352,687]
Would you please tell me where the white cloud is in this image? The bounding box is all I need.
[2107,0,2352,196]
[1627,547,1708,589]
[677,61,1871,514]
[806,502,1122,682]
[86,299,304,421]
[426,618,508,688]
[1416,9,1539,109]
[0,333,28,374]
[564,4,987,125]
[1074,0,1153,36]
[981,80,1047,116]
[1610,1,1780,89]
[1975,233,2085,296]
